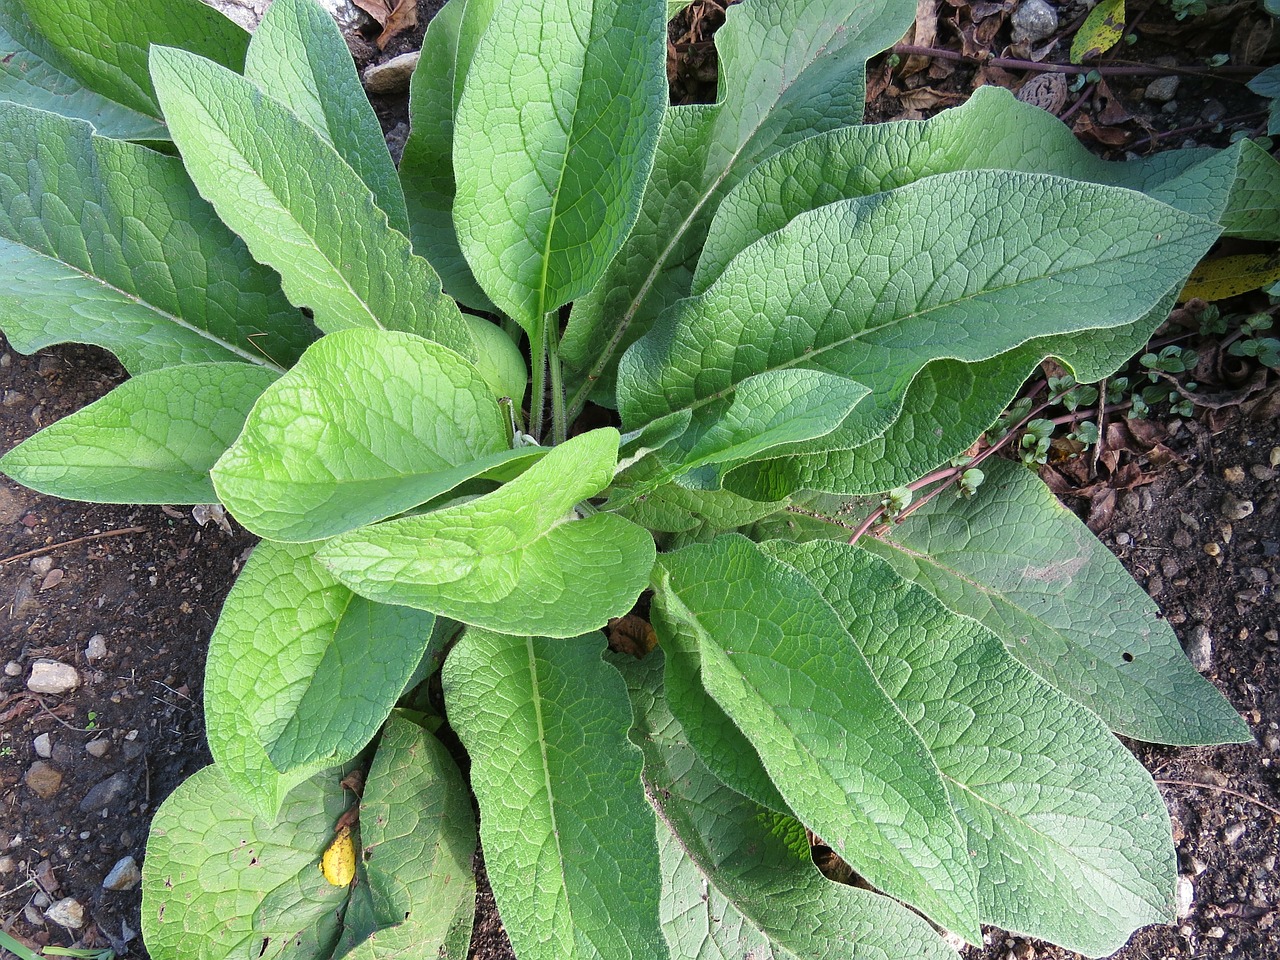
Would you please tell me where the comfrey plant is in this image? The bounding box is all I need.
[1,0,1275,956]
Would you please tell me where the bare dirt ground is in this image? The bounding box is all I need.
[2,0,1278,958]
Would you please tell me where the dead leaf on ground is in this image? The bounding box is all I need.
[902,0,941,78]
[607,615,658,659]
[353,0,417,50]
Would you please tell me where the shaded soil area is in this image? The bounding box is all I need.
[2,0,1279,958]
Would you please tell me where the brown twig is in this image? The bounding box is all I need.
[891,43,1259,78]
[1129,111,1268,149]
[0,526,146,566]
[1155,778,1280,820]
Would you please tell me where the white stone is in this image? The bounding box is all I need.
[27,659,80,695]
[1011,0,1058,45]
[32,733,52,759]
[86,738,110,759]
[102,856,141,892]
[364,51,421,95]
[44,897,85,929]
[85,634,108,661]
[3,661,21,677]
[1175,874,1195,918]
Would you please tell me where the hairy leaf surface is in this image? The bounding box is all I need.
[142,718,475,960]
[0,1,167,139]
[14,0,247,118]
[443,630,667,960]
[245,0,410,236]
[453,0,667,335]
[764,539,1177,955]
[656,535,981,938]
[617,651,957,960]
[150,46,472,356]
[0,104,311,373]
[320,429,655,637]
[213,330,516,542]
[561,0,917,398]
[0,363,276,505]
[205,540,437,819]
[399,0,499,309]
[858,459,1250,745]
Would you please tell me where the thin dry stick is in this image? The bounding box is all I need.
[891,42,1260,78]
[0,526,146,566]
[1155,778,1280,820]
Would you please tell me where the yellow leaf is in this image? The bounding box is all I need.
[1070,0,1125,63]
[1179,251,1280,302]
[320,825,356,886]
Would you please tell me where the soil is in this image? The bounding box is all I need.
[1,0,1278,958]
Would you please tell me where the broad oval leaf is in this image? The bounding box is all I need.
[858,458,1250,745]
[561,0,917,402]
[0,1,167,140]
[205,540,438,819]
[142,717,476,960]
[0,363,276,505]
[764,538,1178,955]
[14,0,247,119]
[615,651,957,960]
[318,428,656,638]
[655,535,981,940]
[452,0,667,334]
[149,45,473,357]
[245,0,409,237]
[442,629,668,960]
[212,330,518,542]
[0,103,311,374]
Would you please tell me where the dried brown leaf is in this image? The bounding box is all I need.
[376,0,417,49]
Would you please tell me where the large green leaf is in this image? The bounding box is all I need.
[0,363,276,505]
[0,0,167,140]
[1220,139,1280,241]
[399,0,499,310]
[694,85,1244,292]
[655,535,981,939]
[764,539,1178,955]
[443,629,667,960]
[245,0,409,237]
[616,651,957,960]
[149,46,473,357]
[452,0,667,335]
[318,428,656,638]
[212,330,517,542]
[0,104,311,374]
[205,540,438,819]
[142,717,476,960]
[14,0,246,119]
[617,171,1218,499]
[858,459,1250,746]
[560,0,917,402]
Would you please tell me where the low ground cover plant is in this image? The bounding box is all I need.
[1,0,1276,956]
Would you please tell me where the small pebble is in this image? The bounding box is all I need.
[1251,464,1276,481]
[102,855,141,891]
[362,51,420,95]
[32,891,49,909]
[32,733,52,758]
[4,661,22,677]
[27,659,79,695]
[1207,925,1226,939]
[79,771,132,812]
[44,897,84,929]
[1222,822,1246,844]
[24,761,63,799]
[1271,445,1280,467]
[1223,465,1245,482]
[1011,0,1058,44]
[1220,493,1254,521]
[1203,542,1221,557]
[1146,76,1181,102]
[1185,625,1213,672]
[0,856,14,874]
[23,904,42,925]
[1116,531,1132,545]
[85,634,108,661]
[29,555,52,575]
[85,739,110,759]
[1176,875,1195,918]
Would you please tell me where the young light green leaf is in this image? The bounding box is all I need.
[765,539,1178,955]
[656,535,981,940]
[143,717,476,960]
[0,1,168,140]
[452,0,667,335]
[332,717,478,960]
[142,762,352,960]
[858,459,1250,745]
[212,330,513,542]
[561,0,918,402]
[0,363,276,506]
[615,651,957,960]
[618,171,1218,498]
[319,428,656,638]
[14,0,247,119]
[442,630,668,960]
[0,104,311,374]
[245,0,409,237]
[205,540,437,820]
[149,46,473,357]
[399,0,499,310]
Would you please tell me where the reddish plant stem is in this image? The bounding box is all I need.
[891,43,1259,78]
[1129,111,1268,149]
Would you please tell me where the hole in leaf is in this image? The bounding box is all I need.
[258,938,270,958]
[1122,652,1135,662]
